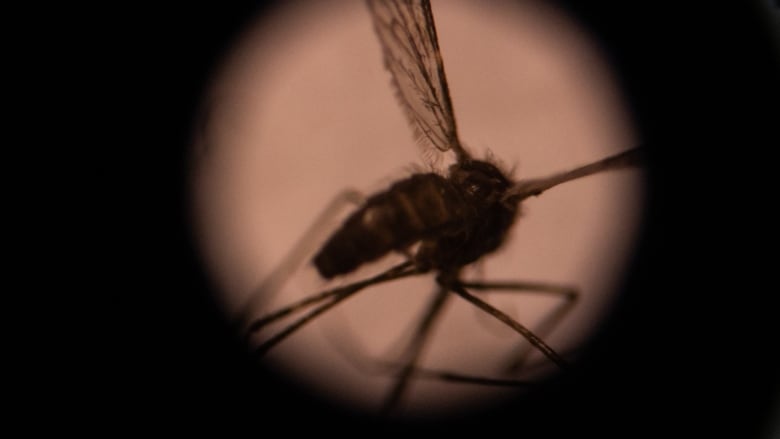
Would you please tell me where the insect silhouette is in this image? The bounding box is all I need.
[236,0,643,416]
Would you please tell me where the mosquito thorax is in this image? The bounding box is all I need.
[412,159,520,271]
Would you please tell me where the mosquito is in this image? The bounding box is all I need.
[238,0,643,415]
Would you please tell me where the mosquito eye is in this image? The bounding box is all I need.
[465,181,485,198]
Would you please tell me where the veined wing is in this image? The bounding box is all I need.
[366,0,470,163]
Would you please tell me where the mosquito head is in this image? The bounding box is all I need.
[448,159,514,206]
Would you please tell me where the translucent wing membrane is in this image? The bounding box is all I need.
[366,0,469,162]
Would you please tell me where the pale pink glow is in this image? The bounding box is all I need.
[191,0,644,416]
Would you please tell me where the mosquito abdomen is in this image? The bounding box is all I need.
[313,173,463,279]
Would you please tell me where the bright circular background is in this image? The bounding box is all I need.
[191,0,644,417]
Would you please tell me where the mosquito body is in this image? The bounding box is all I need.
[314,159,516,279]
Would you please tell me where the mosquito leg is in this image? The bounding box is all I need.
[460,280,577,372]
[404,346,581,384]
[253,291,355,357]
[235,189,365,330]
[322,320,535,387]
[381,288,451,414]
[387,365,532,387]
[250,261,424,356]
[448,282,569,370]
[322,307,582,389]
[247,287,357,336]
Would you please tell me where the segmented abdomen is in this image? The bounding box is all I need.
[313,173,463,278]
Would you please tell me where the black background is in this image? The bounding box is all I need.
[65,0,780,436]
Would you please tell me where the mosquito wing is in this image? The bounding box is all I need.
[366,0,470,163]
